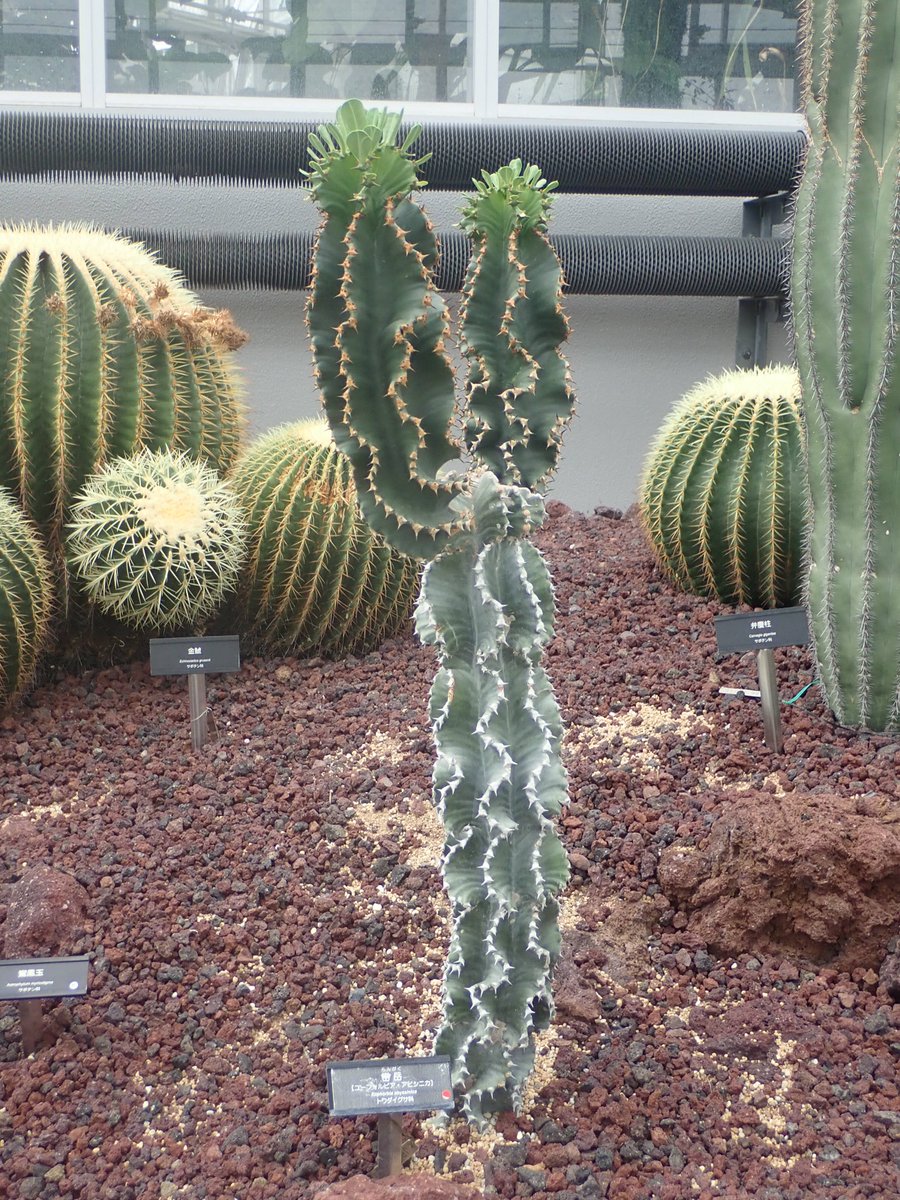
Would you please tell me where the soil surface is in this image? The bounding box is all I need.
[1,504,899,1200]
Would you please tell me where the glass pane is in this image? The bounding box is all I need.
[499,0,799,112]
[106,1,472,102]
[0,1,80,91]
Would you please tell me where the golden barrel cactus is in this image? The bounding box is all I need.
[229,419,420,657]
[639,366,806,608]
[0,224,247,599]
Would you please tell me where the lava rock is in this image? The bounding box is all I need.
[3,864,89,957]
[0,814,48,877]
[878,940,900,1002]
[658,791,900,969]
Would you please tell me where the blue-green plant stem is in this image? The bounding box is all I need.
[306,101,574,1124]
[416,476,568,1125]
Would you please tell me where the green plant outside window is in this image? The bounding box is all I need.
[499,0,799,111]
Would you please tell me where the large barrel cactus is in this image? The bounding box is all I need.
[228,418,420,656]
[790,0,900,731]
[639,365,806,608]
[0,225,247,600]
[67,449,247,631]
[306,101,575,1124]
[0,490,53,706]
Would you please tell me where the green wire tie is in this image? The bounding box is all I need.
[784,679,817,705]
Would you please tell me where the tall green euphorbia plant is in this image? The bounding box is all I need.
[790,0,900,730]
[305,100,575,1124]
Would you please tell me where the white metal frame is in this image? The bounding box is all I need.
[1,1,805,131]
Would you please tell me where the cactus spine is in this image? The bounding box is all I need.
[0,225,247,599]
[229,419,420,656]
[0,490,53,705]
[306,101,575,1124]
[790,0,900,730]
[639,366,806,608]
[67,449,247,631]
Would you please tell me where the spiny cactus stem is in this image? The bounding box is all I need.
[307,105,573,1120]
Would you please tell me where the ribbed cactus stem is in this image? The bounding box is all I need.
[639,366,806,608]
[416,475,568,1125]
[305,101,462,560]
[790,0,900,729]
[306,101,574,1123]
[460,162,574,488]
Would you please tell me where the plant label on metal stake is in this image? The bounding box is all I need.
[0,955,89,1055]
[326,1055,454,1177]
[149,635,240,750]
[714,606,810,753]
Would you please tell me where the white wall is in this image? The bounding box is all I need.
[0,178,789,513]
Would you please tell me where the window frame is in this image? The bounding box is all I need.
[0,0,802,131]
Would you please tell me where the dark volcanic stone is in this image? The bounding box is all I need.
[4,865,89,957]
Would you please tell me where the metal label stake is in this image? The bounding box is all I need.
[714,607,810,754]
[20,999,46,1055]
[374,1115,404,1177]
[757,648,783,753]
[188,672,209,750]
[149,636,240,751]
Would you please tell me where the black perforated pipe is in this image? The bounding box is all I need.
[1,110,804,197]
[120,228,790,297]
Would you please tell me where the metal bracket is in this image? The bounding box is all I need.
[736,296,786,368]
[742,194,788,239]
[736,194,789,368]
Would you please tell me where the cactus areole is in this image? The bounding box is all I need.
[305,100,575,1123]
[789,0,900,731]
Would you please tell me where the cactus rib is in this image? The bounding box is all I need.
[790,0,900,729]
[0,490,53,705]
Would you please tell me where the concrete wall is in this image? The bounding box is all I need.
[0,177,789,513]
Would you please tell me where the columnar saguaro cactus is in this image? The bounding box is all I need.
[790,0,900,730]
[306,100,575,1123]
[639,366,806,608]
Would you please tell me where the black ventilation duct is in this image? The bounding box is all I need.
[0,110,805,197]
[120,227,790,297]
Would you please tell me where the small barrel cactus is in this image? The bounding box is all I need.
[0,490,53,705]
[639,365,806,608]
[229,419,420,656]
[0,224,247,593]
[67,449,248,631]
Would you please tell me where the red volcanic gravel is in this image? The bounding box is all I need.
[1,504,899,1200]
